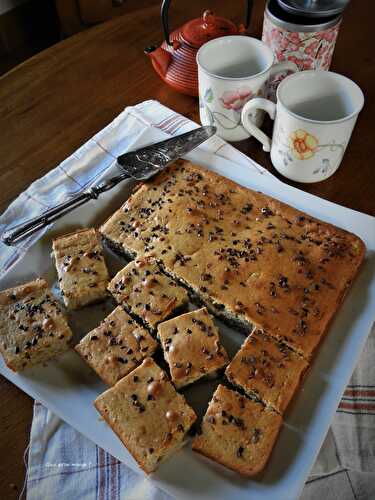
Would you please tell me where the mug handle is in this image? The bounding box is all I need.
[269,61,298,80]
[241,62,297,151]
[241,98,276,152]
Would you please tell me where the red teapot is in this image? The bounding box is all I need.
[145,0,253,96]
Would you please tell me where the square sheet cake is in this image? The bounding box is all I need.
[100,160,365,359]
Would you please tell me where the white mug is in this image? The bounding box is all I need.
[241,70,364,183]
[196,35,297,142]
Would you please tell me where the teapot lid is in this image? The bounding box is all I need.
[182,10,238,48]
[277,0,350,17]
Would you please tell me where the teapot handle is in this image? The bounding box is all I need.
[161,0,253,46]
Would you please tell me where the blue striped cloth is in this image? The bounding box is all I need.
[0,101,373,500]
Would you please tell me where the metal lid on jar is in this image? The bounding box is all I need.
[277,0,350,17]
[266,0,342,31]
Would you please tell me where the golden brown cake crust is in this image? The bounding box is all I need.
[192,384,282,476]
[94,358,197,473]
[0,278,72,371]
[225,328,309,414]
[52,228,109,310]
[107,257,188,331]
[75,306,158,385]
[157,307,228,389]
[100,161,365,359]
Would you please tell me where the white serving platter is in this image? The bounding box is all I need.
[1,149,374,500]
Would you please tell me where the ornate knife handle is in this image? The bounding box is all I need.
[2,173,129,246]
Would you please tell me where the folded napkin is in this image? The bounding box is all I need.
[1,100,374,500]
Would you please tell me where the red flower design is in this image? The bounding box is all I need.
[304,40,320,56]
[220,87,254,111]
[319,30,337,42]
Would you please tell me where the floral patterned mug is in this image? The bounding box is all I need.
[241,70,364,182]
[196,35,297,142]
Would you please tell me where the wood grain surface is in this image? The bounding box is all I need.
[0,0,374,496]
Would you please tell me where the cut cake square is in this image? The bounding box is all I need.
[225,328,308,414]
[0,278,72,371]
[157,307,229,389]
[94,357,197,473]
[192,384,282,476]
[107,258,188,332]
[52,228,109,309]
[75,306,157,385]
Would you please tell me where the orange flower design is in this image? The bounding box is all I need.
[289,129,319,160]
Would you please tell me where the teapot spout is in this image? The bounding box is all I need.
[144,46,171,79]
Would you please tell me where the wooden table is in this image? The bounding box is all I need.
[0,0,374,496]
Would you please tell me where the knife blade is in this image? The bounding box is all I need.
[2,126,216,246]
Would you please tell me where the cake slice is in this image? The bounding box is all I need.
[94,357,197,473]
[52,228,109,310]
[225,328,309,414]
[0,278,72,371]
[107,258,188,332]
[157,307,229,389]
[75,306,158,385]
[192,384,282,477]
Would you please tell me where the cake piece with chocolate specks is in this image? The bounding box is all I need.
[157,307,229,389]
[94,357,197,473]
[52,228,109,310]
[192,384,282,476]
[225,328,309,414]
[0,278,72,371]
[75,306,158,385]
[107,258,188,332]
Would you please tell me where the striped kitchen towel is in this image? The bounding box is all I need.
[0,100,373,500]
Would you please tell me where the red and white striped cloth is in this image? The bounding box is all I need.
[0,101,374,500]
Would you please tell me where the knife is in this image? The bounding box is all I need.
[2,126,216,246]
